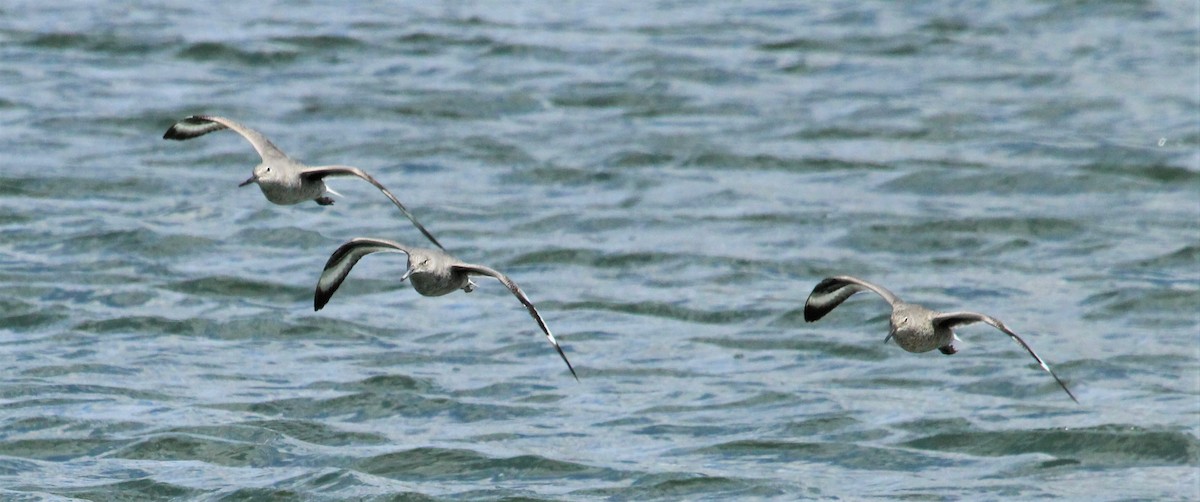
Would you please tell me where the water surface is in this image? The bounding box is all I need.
[0,1,1197,500]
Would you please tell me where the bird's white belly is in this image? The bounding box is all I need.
[258,179,324,205]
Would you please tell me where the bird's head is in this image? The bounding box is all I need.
[401,252,435,281]
[239,163,277,187]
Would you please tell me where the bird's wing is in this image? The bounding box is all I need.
[804,275,901,322]
[933,311,1078,403]
[453,263,578,380]
[301,165,445,251]
[315,238,412,311]
[162,115,288,162]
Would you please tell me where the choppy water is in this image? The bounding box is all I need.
[1,1,1198,500]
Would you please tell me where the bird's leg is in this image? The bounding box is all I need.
[314,196,336,206]
[938,333,961,355]
[462,279,477,293]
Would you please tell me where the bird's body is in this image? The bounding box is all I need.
[314,237,576,380]
[392,246,479,297]
[162,115,444,249]
[804,275,1078,403]
[888,301,954,354]
[247,154,330,205]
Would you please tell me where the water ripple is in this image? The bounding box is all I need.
[0,0,1194,499]
[902,425,1200,467]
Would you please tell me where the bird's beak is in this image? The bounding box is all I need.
[400,268,414,282]
[883,329,895,345]
[238,175,257,187]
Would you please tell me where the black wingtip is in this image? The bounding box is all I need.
[1052,372,1079,405]
[163,115,214,140]
[802,305,825,323]
[1057,382,1080,405]
[314,290,329,311]
[415,219,444,251]
[555,344,579,381]
[412,219,445,251]
[802,278,841,322]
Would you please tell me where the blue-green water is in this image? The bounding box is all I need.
[1,1,1197,500]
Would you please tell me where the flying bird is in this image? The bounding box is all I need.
[315,237,577,380]
[163,114,444,250]
[804,275,1077,403]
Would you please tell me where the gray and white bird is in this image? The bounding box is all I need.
[163,114,444,250]
[314,237,577,380]
[804,275,1077,403]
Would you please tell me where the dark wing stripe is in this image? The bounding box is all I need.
[315,238,411,311]
[162,115,228,140]
[934,312,1079,403]
[302,165,445,251]
[804,275,900,322]
[455,263,578,380]
[162,115,288,162]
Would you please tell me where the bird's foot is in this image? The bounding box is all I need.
[463,279,477,293]
[938,344,958,355]
[315,196,335,206]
